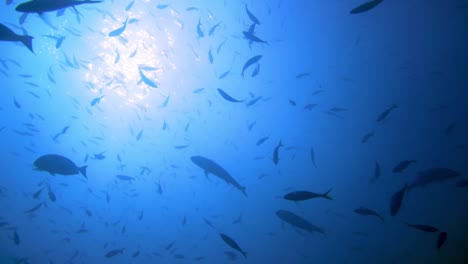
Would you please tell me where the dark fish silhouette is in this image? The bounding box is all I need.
[245,5,260,25]
[361,131,374,143]
[0,23,33,53]
[276,210,325,235]
[437,232,447,250]
[105,248,124,258]
[392,160,417,173]
[241,55,262,77]
[350,0,384,14]
[284,189,333,201]
[376,104,397,122]
[390,184,407,216]
[34,154,87,178]
[217,88,244,103]
[272,140,283,165]
[16,0,102,13]
[220,233,247,258]
[191,156,247,196]
[402,222,438,232]
[409,168,461,189]
[354,207,384,221]
[369,161,381,183]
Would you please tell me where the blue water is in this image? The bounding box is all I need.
[1,0,467,263]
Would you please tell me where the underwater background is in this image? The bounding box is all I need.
[1,0,468,263]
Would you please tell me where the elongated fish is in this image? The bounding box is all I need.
[217,88,244,103]
[108,17,129,37]
[376,104,397,122]
[392,160,417,173]
[241,55,262,77]
[284,189,333,201]
[34,154,87,178]
[408,168,461,189]
[105,248,124,258]
[220,233,247,258]
[402,222,438,232]
[350,0,384,14]
[16,0,102,13]
[0,23,33,53]
[437,232,447,250]
[390,184,407,216]
[276,210,325,235]
[354,207,384,221]
[273,140,283,165]
[191,156,247,196]
[138,67,158,88]
[245,5,260,24]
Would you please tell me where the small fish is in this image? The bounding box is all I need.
[196,18,204,38]
[208,22,221,36]
[288,99,296,106]
[284,189,332,201]
[437,232,447,250]
[13,97,21,109]
[241,55,262,77]
[116,174,135,182]
[256,136,269,146]
[13,230,20,245]
[218,70,230,79]
[157,4,169,9]
[350,0,384,14]
[245,4,260,25]
[361,131,374,143]
[138,67,158,88]
[32,188,43,199]
[369,161,381,183]
[90,95,104,106]
[165,241,175,250]
[245,96,263,107]
[108,17,128,37]
[273,140,283,165]
[402,222,438,232]
[220,233,247,258]
[125,0,135,11]
[217,88,244,103]
[208,49,213,64]
[161,96,170,108]
[24,202,42,213]
[296,72,311,79]
[354,207,384,221]
[136,129,143,141]
[47,186,56,202]
[203,217,215,229]
[304,103,318,111]
[390,184,407,216]
[376,104,397,122]
[105,248,124,258]
[192,87,205,94]
[392,160,417,173]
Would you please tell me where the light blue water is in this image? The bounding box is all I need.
[1,0,467,263]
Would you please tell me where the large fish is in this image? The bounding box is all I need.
[284,189,333,201]
[350,0,384,14]
[34,154,87,178]
[354,207,384,221]
[191,156,247,196]
[16,0,102,13]
[220,233,247,258]
[276,210,325,235]
[408,168,461,189]
[0,23,33,53]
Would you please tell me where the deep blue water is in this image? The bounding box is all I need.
[1,0,468,263]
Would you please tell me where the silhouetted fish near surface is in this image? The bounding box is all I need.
[108,17,128,37]
[273,140,283,165]
[402,222,438,232]
[220,233,247,258]
[276,210,325,235]
[361,131,374,143]
[245,5,260,24]
[16,0,102,13]
[390,184,407,216]
[376,104,397,122]
[191,156,247,196]
[241,55,262,77]
[354,207,384,221]
[392,160,417,173]
[437,232,447,250]
[105,248,124,258]
[217,88,244,103]
[350,0,384,14]
[116,174,135,182]
[408,168,461,189]
[0,23,33,53]
[284,189,333,201]
[34,154,87,178]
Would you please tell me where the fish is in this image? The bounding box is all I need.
[47,185,56,202]
[245,5,260,24]
[94,152,106,160]
[196,18,204,38]
[125,0,134,11]
[0,23,34,53]
[296,72,311,79]
[361,131,374,143]
[354,207,384,221]
[232,213,242,224]
[256,136,269,146]
[369,161,381,183]
[276,209,325,235]
[105,248,124,258]
[246,96,262,107]
[392,160,417,173]
[203,217,215,228]
[13,97,21,108]
[241,55,262,77]
[289,99,296,106]
[376,104,397,122]
[191,156,247,196]
[33,154,87,178]
[409,168,461,189]
[242,30,268,45]
[304,103,318,111]
[114,49,120,64]
[136,129,143,141]
[90,95,104,106]
[108,17,129,37]
[208,49,213,64]
[217,88,244,103]
[208,22,221,36]
[138,67,158,88]
[437,232,447,250]
[13,230,20,245]
[24,202,42,213]
[350,0,384,14]
[390,184,407,216]
[251,64,260,77]
[116,174,135,182]
[220,233,247,258]
[16,0,102,13]
[284,189,332,201]
[218,70,230,79]
[192,87,204,94]
[157,4,169,9]
[132,250,140,258]
[273,140,283,165]
[161,96,170,108]
[402,222,438,232]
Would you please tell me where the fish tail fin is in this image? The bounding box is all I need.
[323,188,333,200]
[241,187,248,197]
[20,35,34,53]
[242,251,247,258]
[79,166,88,178]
